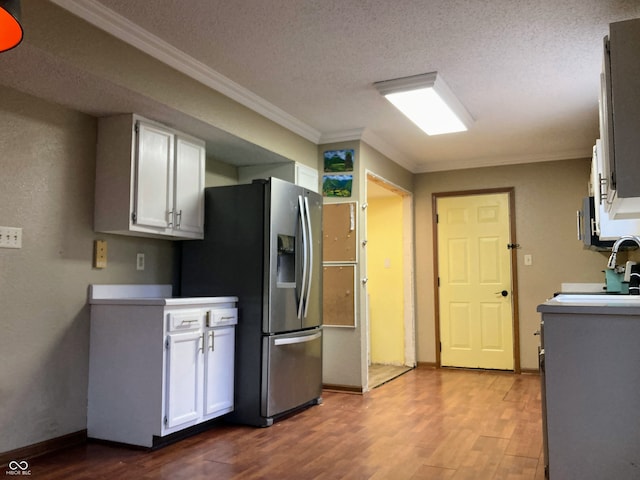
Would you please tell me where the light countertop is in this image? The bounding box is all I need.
[88,284,237,306]
[537,293,640,315]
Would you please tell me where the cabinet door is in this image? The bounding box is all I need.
[203,326,235,418]
[135,121,175,230]
[165,330,202,428]
[174,136,205,236]
[296,163,319,193]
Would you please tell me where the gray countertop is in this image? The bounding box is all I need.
[537,294,640,315]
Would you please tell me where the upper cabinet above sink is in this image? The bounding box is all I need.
[599,18,640,220]
[94,114,205,240]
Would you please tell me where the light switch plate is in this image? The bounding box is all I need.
[0,226,22,249]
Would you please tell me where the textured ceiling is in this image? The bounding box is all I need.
[10,1,640,172]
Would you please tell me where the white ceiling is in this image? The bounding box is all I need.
[11,1,640,172]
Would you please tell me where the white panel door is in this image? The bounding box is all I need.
[135,121,174,229]
[174,135,205,235]
[165,330,202,428]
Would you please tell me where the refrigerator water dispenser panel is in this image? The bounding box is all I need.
[277,234,296,287]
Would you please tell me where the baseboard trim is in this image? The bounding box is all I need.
[0,430,87,467]
[416,361,438,369]
[520,368,541,375]
[322,384,364,394]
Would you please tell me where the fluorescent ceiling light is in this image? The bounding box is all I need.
[374,72,473,136]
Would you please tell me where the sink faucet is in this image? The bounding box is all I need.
[607,235,640,269]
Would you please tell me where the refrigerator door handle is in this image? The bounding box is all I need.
[297,195,309,319]
[274,331,322,346]
[303,196,313,318]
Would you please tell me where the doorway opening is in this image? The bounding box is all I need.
[365,172,415,389]
[433,189,520,373]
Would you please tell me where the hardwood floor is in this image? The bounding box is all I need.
[28,368,544,479]
[368,363,413,389]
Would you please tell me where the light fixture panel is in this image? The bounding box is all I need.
[374,72,473,136]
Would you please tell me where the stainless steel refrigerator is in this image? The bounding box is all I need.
[179,177,322,427]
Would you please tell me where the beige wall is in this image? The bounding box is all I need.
[414,158,608,370]
[205,157,238,187]
[319,141,414,389]
[0,87,175,453]
[368,195,405,364]
[318,141,363,387]
[20,0,318,169]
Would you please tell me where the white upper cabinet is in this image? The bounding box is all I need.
[591,139,640,240]
[238,162,319,192]
[95,114,205,240]
[599,18,640,220]
[174,135,206,235]
[135,122,175,231]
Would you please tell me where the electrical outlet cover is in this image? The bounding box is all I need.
[0,226,22,249]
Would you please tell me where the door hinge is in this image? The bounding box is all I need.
[437,277,440,287]
[507,243,520,250]
[135,122,140,134]
[436,213,439,223]
[131,212,137,223]
[164,416,168,426]
[165,338,169,350]
[439,342,442,352]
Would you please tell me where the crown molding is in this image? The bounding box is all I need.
[320,128,419,173]
[50,0,322,143]
[360,130,419,173]
[319,128,365,144]
[414,148,592,173]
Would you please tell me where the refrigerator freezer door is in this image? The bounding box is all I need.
[262,328,323,418]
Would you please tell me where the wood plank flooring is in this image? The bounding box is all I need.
[27,368,544,479]
[368,363,413,389]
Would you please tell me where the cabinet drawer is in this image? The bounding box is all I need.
[207,308,238,327]
[167,310,204,331]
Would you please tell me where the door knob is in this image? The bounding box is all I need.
[495,290,509,297]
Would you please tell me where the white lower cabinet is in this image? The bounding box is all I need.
[165,329,202,429]
[164,323,236,431]
[204,326,235,418]
[88,288,237,448]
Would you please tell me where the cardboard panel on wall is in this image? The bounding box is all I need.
[323,202,357,262]
[323,265,355,327]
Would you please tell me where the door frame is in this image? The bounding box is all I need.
[432,187,521,373]
[364,171,416,376]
